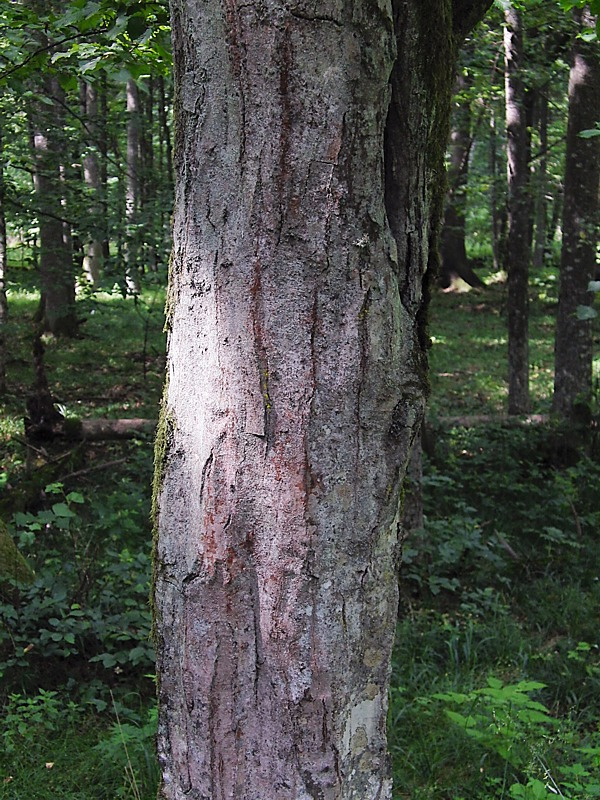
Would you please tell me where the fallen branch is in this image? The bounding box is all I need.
[78,418,156,440]
[25,417,156,443]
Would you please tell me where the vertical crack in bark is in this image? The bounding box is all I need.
[222,0,247,170]
[250,257,273,444]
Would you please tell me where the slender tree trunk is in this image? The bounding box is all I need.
[81,80,103,285]
[553,8,600,421]
[157,74,174,262]
[0,113,7,395]
[158,74,174,193]
[31,76,77,337]
[504,3,531,413]
[532,91,549,272]
[153,1,491,798]
[125,78,141,292]
[99,72,110,263]
[439,71,485,288]
[489,109,506,273]
[141,77,158,270]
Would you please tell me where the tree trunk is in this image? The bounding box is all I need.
[81,80,104,285]
[125,78,141,292]
[439,71,485,289]
[99,72,111,264]
[153,1,492,798]
[489,109,506,273]
[553,8,600,421]
[504,3,531,414]
[158,74,174,194]
[532,91,548,272]
[31,76,78,337]
[0,113,7,395]
[141,77,158,271]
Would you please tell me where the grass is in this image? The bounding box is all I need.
[1,264,600,799]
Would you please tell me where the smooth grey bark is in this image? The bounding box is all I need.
[553,9,600,421]
[153,1,491,798]
[504,3,531,414]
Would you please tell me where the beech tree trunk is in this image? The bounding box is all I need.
[153,2,491,798]
[504,3,531,414]
[553,8,600,421]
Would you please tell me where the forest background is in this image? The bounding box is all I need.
[0,0,599,798]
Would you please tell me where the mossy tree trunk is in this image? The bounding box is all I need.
[153,1,491,798]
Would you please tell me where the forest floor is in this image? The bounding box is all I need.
[1,267,599,799]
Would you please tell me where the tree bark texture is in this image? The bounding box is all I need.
[504,3,531,414]
[153,1,491,798]
[553,9,600,420]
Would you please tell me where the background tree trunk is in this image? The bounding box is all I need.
[31,76,77,337]
[125,78,141,292]
[0,113,7,395]
[504,3,531,413]
[532,91,549,272]
[439,71,485,289]
[81,80,103,285]
[489,109,506,273]
[553,8,600,421]
[153,1,491,798]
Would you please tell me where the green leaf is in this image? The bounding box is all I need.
[127,14,147,40]
[51,503,76,518]
[66,491,85,504]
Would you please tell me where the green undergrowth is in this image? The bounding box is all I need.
[427,266,599,417]
[390,266,600,798]
[390,422,600,799]
[1,282,163,799]
[2,267,600,798]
